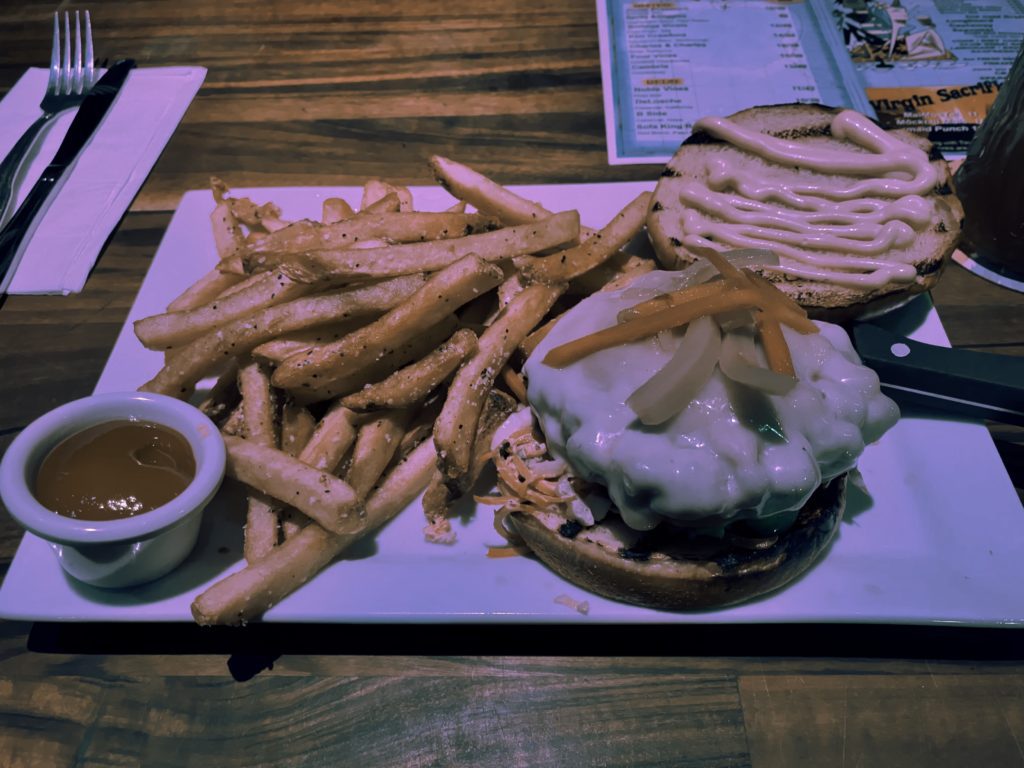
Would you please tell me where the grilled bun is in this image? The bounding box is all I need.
[507,474,847,611]
[647,103,963,322]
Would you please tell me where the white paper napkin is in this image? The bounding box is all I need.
[0,66,206,294]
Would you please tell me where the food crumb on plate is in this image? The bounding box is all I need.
[554,594,590,615]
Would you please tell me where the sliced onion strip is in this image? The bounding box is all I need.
[715,307,755,332]
[627,315,722,425]
[719,328,798,395]
[617,279,731,323]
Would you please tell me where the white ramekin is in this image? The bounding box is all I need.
[1,391,226,588]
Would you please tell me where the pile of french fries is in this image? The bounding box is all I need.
[133,158,653,625]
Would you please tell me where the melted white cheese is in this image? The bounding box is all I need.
[524,270,899,531]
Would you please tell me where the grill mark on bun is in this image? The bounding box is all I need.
[619,547,651,562]
[559,520,582,539]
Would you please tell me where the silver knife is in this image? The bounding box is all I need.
[852,323,1024,426]
[0,58,135,296]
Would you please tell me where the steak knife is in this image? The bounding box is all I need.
[0,58,135,296]
[852,323,1024,427]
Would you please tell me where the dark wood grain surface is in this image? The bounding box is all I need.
[1,2,1022,766]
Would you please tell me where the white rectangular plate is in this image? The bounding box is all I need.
[3,183,1023,625]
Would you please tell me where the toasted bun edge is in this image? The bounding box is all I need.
[508,474,847,611]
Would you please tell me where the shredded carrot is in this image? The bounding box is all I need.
[475,493,514,506]
[486,545,524,558]
[521,314,560,358]
[549,259,814,374]
[755,311,796,376]
[617,279,733,322]
[500,365,528,403]
[742,269,802,313]
[544,287,763,368]
[742,270,818,334]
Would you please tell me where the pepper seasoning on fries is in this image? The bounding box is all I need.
[134,161,654,625]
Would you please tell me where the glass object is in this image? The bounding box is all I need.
[955,41,1024,276]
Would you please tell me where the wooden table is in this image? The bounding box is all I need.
[1,2,1022,765]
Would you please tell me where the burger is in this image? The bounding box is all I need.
[646,103,963,322]
[488,260,900,610]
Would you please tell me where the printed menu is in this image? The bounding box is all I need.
[597,0,1024,163]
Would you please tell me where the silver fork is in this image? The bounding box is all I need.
[0,11,95,227]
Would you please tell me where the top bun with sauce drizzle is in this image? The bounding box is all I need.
[647,104,963,322]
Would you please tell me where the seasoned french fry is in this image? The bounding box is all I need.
[223,435,361,534]
[569,250,655,295]
[395,395,442,460]
[239,361,277,445]
[286,316,460,403]
[340,328,478,411]
[244,491,280,561]
[519,192,651,284]
[281,400,316,458]
[434,282,564,489]
[362,179,413,212]
[429,155,550,224]
[298,401,358,473]
[210,176,231,205]
[519,312,561,359]
[276,400,318,538]
[421,477,455,544]
[393,186,414,212]
[221,403,245,437]
[239,361,281,562]
[191,436,437,626]
[279,510,307,540]
[361,179,392,209]
[250,319,370,366]
[344,409,411,500]
[596,259,656,293]
[272,256,504,392]
[258,400,355,541]
[211,201,247,274]
[244,211,500,272]
[499,365,527,403]
[197,360,241,425]
[285,211,580,280]
[227,196,285,231]
[497,272,525,309]
[135,266,321,350]
[360,191,401,214]
[424,388,517,541]
[457,291,500,333]
[429,155,641,251]
[322,197,355,224]
[167,267,245,313]
[139,275,427,397]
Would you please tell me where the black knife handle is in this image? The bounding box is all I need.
[852,323,1024,423]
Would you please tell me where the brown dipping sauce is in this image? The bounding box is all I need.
[34,420,196,521]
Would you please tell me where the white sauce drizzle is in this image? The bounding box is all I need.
[679,110,939,289]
